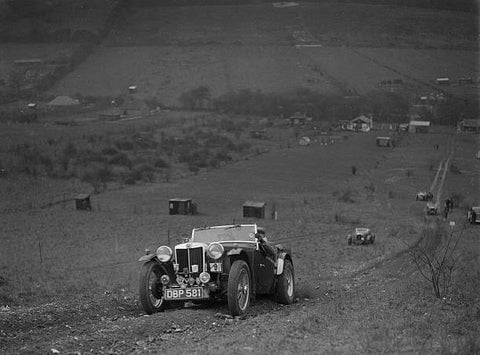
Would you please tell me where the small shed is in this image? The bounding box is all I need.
[458,119,480,133]
[299,136,311,146]
[409,120,430,133]
[75,194,92,211]
[243,201,266,219]
[435,77,450,86]
[128,85,137,94]
[376,136,392,147]
[169,198,196,215]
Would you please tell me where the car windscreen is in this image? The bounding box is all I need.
[192,225,256,243]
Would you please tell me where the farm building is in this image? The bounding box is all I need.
[243,201,266,219]
[74,194,92,211]
[458,77,473,85]
[288,112,312,125]
[376,136,392,147]
[47,96,80,106]
[457,119,480,133]
[350,115,373,132]
[409,120,431,133]
[435,77,450,86]
[169,198,196,215]
[299,136,311,146]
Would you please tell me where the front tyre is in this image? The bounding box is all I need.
[139,261,167,314]
[276,259,295,304]
[227,260,251,316]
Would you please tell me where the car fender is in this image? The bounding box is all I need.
[276,252,290,275]
[138,254,156,262]
[227,248,244,256]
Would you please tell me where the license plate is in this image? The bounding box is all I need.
[164,287,206,300]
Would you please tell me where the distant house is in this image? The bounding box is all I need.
[350,115,373,132]
[435,77,450,86]
[409,120,431,133]
[169,198,197,215]
[288,112,312,125]
[47,96,80,106]
[458,77,473,85]
[458,119,480,133]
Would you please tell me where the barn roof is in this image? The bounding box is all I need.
[243,201,266,208]
[169,198,192,202]
[409,120,431,127]
[351,115,372,124]
[48,96,80,106]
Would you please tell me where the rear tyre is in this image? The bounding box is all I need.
[227,260,251,316]
[139,261,167,314]
[276,260,295,305]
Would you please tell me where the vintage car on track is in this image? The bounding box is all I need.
[426,202,439,215]
[416,191,433,201]
[138,224,295,316]
[467,206,480,224]
[347,227,375,245]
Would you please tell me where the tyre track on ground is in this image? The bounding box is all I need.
[275,135,456,281]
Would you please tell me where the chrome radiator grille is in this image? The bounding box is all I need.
[175,247,204,273]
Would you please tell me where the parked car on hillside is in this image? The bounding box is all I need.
[416,191,433,201]
[347,227,375,245]
[138,224,295,316]
[467,207,480,224]
[426,202,439,215]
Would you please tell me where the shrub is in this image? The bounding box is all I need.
[351,165,357,175]
[109,153,133,168]
[154,158,169,168]
[114,139,134,151]
[449,164,461,174]
[101,147,119,155]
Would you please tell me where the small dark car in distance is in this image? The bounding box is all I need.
[467,207,480,224]
[138,224,295,316]
[347,227,375,245]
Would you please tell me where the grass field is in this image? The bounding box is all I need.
[0,128,456,305]
[43,2,478,106]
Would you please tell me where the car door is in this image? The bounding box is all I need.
[254,244,275,293]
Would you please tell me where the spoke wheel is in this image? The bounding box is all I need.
[276,260,295,305]
[139,261,166,314]
[227,260,251,316]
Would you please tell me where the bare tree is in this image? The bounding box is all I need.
[409,222,464,298]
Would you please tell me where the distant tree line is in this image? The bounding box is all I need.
[180,86,412,123]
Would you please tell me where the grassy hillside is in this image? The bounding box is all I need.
[46,2,478,107]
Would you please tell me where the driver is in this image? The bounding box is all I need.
[255,230,277,259]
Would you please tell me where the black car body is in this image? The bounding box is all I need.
[138,224,294,316]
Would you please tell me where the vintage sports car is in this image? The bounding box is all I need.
[467,206,480,224]
[138,224,295,316]
[426,202,439,215]
[416,191,433,201]
[347,227,375,245]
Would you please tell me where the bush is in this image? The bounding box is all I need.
[154,158,169,168]
[109,153,133,168]
[449,164,461,174]
[114,139,134,151]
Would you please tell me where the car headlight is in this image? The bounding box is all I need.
[207,243,224,260]
[156,246,172,262]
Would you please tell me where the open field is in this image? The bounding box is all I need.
[0,129,451,302]
[45,2,478,106]
[0,126,479,354]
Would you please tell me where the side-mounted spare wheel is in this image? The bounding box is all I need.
[276,259,295,304]
[139,261,167,314]
[227,260,251,316]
